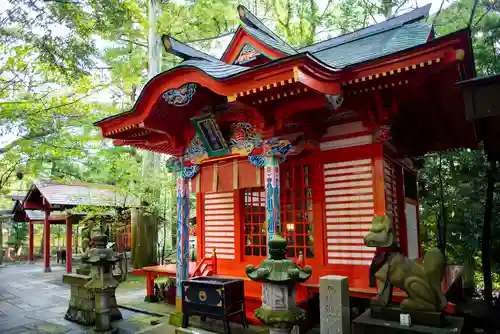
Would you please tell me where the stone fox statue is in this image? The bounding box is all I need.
[364,215,448,312]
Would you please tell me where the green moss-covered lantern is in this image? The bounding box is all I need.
[246,235,312,334]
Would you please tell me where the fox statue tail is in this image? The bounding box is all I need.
[423,248,448,311]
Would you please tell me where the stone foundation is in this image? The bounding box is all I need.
[63,273,122,326]
[63,274,95,326]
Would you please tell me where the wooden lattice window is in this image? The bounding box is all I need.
[281,164,314,258]
[244,188,267,257]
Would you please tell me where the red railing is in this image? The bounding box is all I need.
[190,248,218,278]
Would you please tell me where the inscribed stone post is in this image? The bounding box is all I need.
[320,275,350,334]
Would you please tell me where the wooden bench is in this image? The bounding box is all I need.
[132,250,218,302]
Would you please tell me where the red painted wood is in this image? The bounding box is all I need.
[43,210,51,272]
[24,202,45,210]
[311,161,325,267]
[196,192,203,262]
[221,28,286,64]
[395,162,408,255]
[28,222,34,263]
[66,218,72,273]
[373,150,386,216]
[295,67,342,94]
[233,189,242,262]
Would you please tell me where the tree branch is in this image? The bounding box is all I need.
[0,131,52,154]
[432,0,446,25]
[182,30,235,44]
[473,8,491,27]
[118,37,147,48]
[320,0,333,19]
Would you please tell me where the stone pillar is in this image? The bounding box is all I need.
[66,218,72,273]
[264,154,280,245]
[176,169,190,312]
[43,210,51,273]
[28,222,34,263]
[320,275,350,334]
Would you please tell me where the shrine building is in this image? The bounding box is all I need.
[94,4,477,313]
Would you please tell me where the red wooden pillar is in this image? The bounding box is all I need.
[28,221,34,263]
[66,217,72,273]
[43,209,51,273]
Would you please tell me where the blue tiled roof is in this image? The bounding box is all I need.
[179,59,249,78]
[242,24,297,56]
[300,4,431,54]
[312,22,433,68]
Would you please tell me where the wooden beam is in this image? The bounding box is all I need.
[23,202,45,210]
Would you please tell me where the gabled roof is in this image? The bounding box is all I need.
[237,4,297,55]
[240,24,297,56]
[24,180,140,208]
[313,22,433,68]
[219,4,431,67]
[299,4,431,53]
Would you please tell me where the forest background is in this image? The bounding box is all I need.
[0,0,499,298]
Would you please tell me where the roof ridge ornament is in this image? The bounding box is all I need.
[237,4,296,52]
[161,35,222,63]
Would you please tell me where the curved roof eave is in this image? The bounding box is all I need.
[93,52,341,127]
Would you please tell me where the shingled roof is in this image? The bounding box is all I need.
[159,4,433,80]
[24,180,140,209]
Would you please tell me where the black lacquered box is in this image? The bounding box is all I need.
[181,276,248,334]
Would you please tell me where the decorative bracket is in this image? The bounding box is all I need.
[163,83,197,107]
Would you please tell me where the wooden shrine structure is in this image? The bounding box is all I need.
[94,4,478,315]
[18,181,138,273]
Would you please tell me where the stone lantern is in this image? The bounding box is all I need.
[82,235,122,334]
[246,235,312,334]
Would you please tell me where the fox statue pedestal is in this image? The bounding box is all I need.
[352,215,465,334]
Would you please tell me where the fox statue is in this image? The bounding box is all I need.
[364,215,448,312]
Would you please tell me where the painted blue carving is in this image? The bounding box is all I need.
[163,83,196,107]
[165,157,181,172]
[248,155,265,168]
[182,165,200,180]
[184,134,206,163]
[265,138,293,156]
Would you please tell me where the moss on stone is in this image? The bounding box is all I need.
[168,312,183,327]
[254,306,306,328]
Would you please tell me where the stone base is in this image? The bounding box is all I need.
[86,327,119,334]
[65,307,95,326]
[370,305,445,327]
[269,328,291,334]
[352,309,464,334]
[63,273,95,326]
[44,266,51,273]
[145,295,159,303]
[169,312,183,327]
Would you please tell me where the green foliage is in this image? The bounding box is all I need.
[6,221,28,252]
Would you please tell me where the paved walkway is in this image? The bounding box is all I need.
[0,263,160,334]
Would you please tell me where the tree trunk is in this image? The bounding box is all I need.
[482,159,496,307]
[40,228,44,256]
[131,208,158,269]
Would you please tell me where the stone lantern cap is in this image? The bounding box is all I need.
[246,235,312,284]
[82,235,120,265]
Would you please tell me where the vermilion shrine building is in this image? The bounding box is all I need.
[95,4,477,312]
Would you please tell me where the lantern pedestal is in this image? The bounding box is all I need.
[82,235,122,333]
[246,235,312,334]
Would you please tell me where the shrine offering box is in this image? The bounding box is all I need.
[181,276,247,331]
